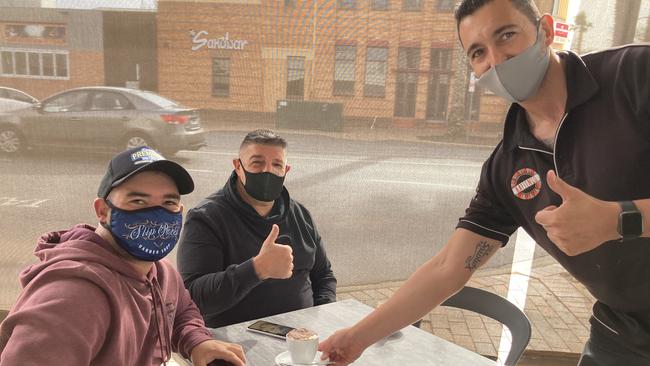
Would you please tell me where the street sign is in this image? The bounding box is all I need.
[554,21,571,43]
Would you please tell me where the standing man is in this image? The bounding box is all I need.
[178,129,337,328]
[0,146,246,366]
[319,1,650,365]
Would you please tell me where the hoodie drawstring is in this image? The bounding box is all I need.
[147,279,172,366]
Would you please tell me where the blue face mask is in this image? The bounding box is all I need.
[103,200,182,262]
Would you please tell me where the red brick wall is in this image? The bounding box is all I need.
[0,51,104,100]
[157,1,518,125]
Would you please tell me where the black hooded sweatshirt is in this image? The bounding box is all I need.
[177,172,337,328]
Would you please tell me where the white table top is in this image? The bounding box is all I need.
[210,299,496,365]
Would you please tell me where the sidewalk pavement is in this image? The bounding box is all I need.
[198,112,502,147]
[198,116,593,362]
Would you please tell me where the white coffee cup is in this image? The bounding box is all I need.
[286,328,319,364]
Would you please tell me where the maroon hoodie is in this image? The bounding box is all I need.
[0,224,214,365]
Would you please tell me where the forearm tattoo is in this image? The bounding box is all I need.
[464,241,492,272]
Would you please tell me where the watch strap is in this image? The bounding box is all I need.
[618,200,638,213]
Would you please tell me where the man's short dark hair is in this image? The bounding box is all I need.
[455,0,541,35]
[240,129,288,150]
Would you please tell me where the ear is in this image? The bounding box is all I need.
[285,164,291,174]
[94,198,110,224]
[233,158,246,184]
[539,14,555,47]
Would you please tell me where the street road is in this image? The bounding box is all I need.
[0,130,538,309]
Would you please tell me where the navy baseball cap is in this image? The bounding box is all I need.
[97,146,194,199]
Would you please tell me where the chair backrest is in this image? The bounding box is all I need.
[441,286,531,366]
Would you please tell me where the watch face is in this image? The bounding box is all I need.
[621,211,643,236]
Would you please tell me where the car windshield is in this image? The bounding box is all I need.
[131,90,180,108]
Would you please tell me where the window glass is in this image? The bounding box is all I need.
[1,51,14,74]
[42,53,54,77]
[333,45,356,95]
[28,52,40,76]
[287,56,305,99]
[14,52,27,75]
[55,53,68,77]
[89,91,131,110]
[42,91,88,112]
[372,0,389,10]
[403,0,422,11]
[364,47,388,97]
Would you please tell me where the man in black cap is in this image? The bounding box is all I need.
[0,146,246,366]
[178,129,337,328]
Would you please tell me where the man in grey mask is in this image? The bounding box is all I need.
[319,1,650,365]
[177,129,337,328]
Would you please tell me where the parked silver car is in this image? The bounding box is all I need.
[0,97,32,114]
[0,87,39,114]
[0,86,206,155]
[0,87,39,104]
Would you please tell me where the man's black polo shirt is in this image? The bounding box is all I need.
[457,45,650,350]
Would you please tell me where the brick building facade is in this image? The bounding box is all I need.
[158,0,552,132]
[0,0,555,134]
[0,7,157,101]
[0,7,105,100]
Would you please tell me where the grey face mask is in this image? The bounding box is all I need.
[475,23,550,103]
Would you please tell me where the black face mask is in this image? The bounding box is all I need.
[239,160,286,202]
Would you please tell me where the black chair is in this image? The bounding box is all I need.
[441,286,532,366]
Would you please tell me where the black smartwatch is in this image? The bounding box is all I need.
[617,201,643,242]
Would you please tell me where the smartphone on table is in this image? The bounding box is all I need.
[246,320,295,340]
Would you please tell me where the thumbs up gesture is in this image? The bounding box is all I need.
[534,170,620,256]
[252,224,294,280]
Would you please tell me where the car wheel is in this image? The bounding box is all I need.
[0,127,24,154]
[125,134,153,150]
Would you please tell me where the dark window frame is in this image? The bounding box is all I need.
[425,48,453,121]
[333,45,357,96]
[402,0,423,11]
[286,56,305,100]
[436,0,455,12]
[371,0,390,10]
[363,47,389,98]
[394,47,421,117]
[338,0,357,10]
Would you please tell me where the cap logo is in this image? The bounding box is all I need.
[131,148,164,165]
[510,168,542,200]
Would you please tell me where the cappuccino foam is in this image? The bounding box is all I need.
[287,328,318,340]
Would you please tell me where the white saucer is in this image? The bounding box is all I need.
[274,350,331,365]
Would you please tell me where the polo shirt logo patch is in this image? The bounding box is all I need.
[511,168,542,200]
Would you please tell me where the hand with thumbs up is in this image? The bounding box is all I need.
[534,170,621,256]
[252,224,294,280]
